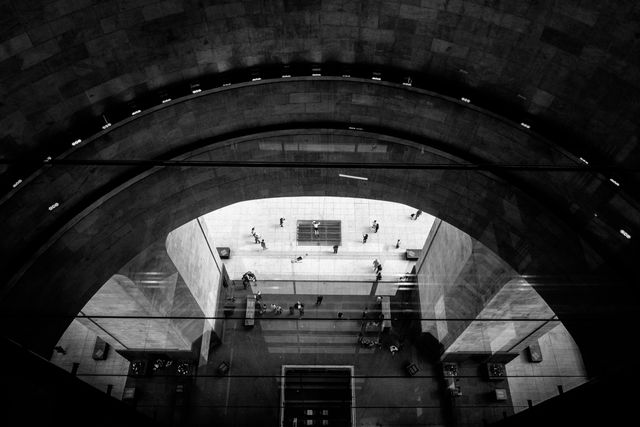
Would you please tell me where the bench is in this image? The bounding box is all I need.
[245,295,256,326]
[381,297,392,330]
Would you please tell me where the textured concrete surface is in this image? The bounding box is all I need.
[0,0,638,392]
[50,318,130,400]
[166,218,226,364]
[445,279,556,355]
[1,0,638,181]
[506,324,588,413]
[417,219,517,350]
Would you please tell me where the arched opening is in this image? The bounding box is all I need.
[0,78,636,426]
[49,196,588,426]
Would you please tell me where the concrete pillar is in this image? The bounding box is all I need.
[80,273,191,350]
[416,219,554,357]
[166,218,226,366]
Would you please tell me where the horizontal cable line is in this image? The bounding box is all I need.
[72,373,588,379]
[0,314,569,321]
[132,403,523,409]
[1,158,637,172]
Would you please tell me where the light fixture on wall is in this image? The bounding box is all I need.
[339,173,368,181]
[101,115,111,129]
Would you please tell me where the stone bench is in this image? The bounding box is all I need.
[245,295,256,327]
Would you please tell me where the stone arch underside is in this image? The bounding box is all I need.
[0,79,637,377]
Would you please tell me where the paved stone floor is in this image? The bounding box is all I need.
[201,196,435,284]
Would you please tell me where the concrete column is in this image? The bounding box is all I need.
[80,273,191,350]
[166,218,225,365]
[416,219,553,356]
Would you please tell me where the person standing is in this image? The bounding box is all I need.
[396,239,400,249]
[316,296,323,305]
[312,220,320,236]
[260,239,267,250]
[373,259,380,270]
[333,244,339,253]
[362,233,368,243]
[371,220,377,230]
[280,217,285,227]
[374,223,379,233]
[254,233,261,244]
[376,271,382,281]
[376,264,382,274]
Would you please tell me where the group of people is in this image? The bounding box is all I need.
[241,271,257,289]
[363,220,380,243]
[250,227,267,250]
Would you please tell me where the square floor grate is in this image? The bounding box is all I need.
[296,220,341,246]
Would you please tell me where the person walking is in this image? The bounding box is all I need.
[376,271,382,281]
[251,227,255,236]
[371,220,377,230]
[374,223,379,233]
[316,296,323,306]
[254,233,261,244]
[280,217,285,227]
[362,233,368,243]
[376,264,382,274]
[396,239,400,249]
[260,239,267,250]
[256,290,262,302]
[333,244,339,253]
[373,259,380,270]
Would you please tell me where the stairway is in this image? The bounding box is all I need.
[296,220,342,246]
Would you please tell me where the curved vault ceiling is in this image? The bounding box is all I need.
[0,1,639,379]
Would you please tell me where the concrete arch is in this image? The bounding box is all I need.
[0,79,637,379]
